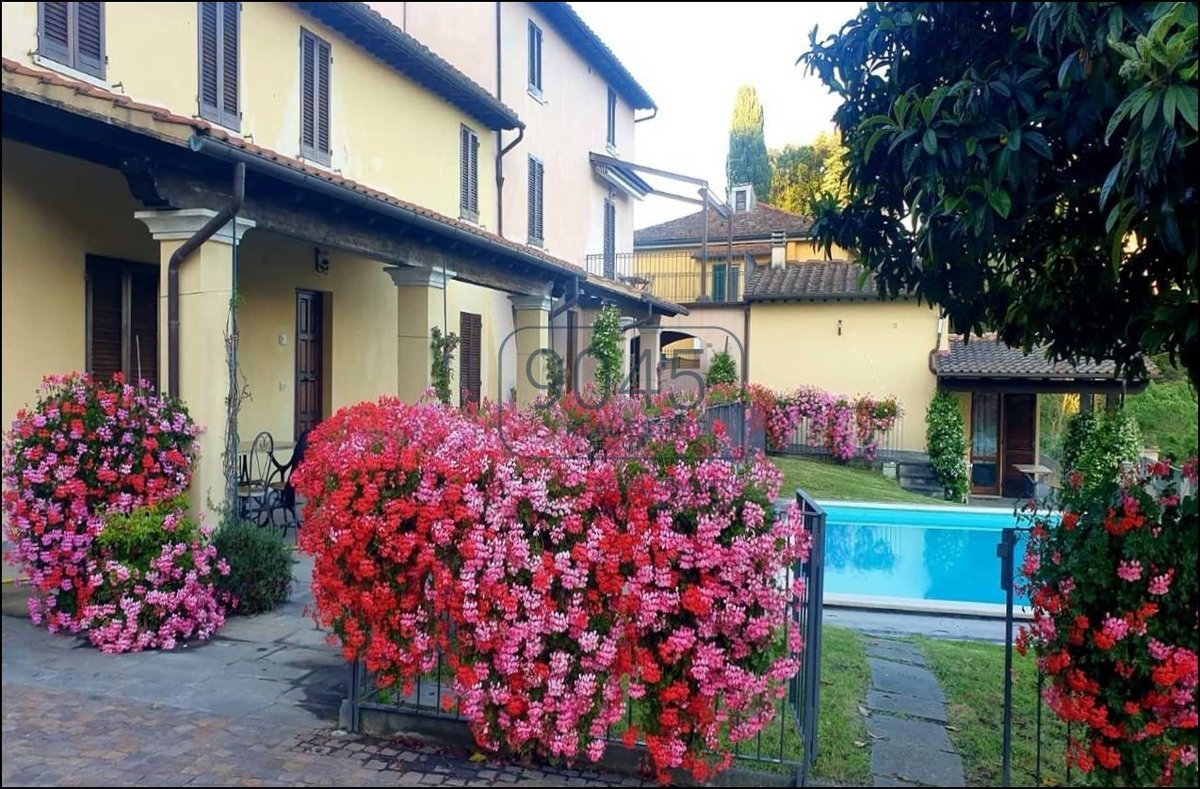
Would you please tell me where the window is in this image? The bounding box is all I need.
[38,2,105,79]
[459,312,482,406]
[527,156,544,246]
[711,263,741,303]
[198,2,239,130]
[86,257,158,386]
[734,189,747,212]
[460,125,479,222]
[527,20,543,95]
[606,87,617,148]
[602,199,616,279]
[300,28,331,165]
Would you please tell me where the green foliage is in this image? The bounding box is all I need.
[1037,393,1077,466]
[1126,379,1199,462]
[802,3,1199,385]
[706,351,738,387]
[98,496,197,571]
[727,85,772,200]
[588,305,624,398]
[544,349,565,403]
[768,131,848,215]
[429,325,459,405]
[213,520,292,615]
[925,391,969,502]
[1060,409,1144,504]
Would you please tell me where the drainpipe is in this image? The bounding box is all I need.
[496,126,525,237]
[166,162,245,396]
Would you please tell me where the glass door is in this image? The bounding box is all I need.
[970,392,1001,495]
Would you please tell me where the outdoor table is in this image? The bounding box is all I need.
[1012,463,1053,498]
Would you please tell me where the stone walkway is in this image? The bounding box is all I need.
[862,637,964,788]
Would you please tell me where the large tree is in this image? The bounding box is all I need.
[802,3,1199,384]
[727,85,772,200]
[769,131,848,214]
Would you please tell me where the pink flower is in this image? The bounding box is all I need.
[1148,571,1173,596]
[1117,560,1143,582]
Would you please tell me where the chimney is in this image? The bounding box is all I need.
[770,231,786,269]
[936,315,951,354]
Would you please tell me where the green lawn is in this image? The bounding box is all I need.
[917,638,1069,787]
[772,455,949,505]
[812,624,873,784]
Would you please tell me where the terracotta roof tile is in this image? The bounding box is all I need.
[635,203,813,246]
[935,337,1157,380]
[745,260,897,301]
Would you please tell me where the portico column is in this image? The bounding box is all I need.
[510,292,553,407]
[135,209,255,523]
[387,265,454,404]
[638,324,662,395]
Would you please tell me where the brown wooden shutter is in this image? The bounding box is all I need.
[74,2,104,78]
[129,270,159,387]
[527,157,544,245]
[301,32,316,150]
[221,3,239,119]
[199,3,220,113]
[603,199,616,278]
[316,38,331,155]
[38,2,71,64]
[88,264,124,383]
[459,312,482,406]
[460,126,478,220]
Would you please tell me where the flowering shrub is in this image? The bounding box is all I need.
[1018,460,1198,786]
[295,395,809,782]
[85,499,228,652]
[752,385,900,461]
[3,373,198,634]
[925,390,969,502]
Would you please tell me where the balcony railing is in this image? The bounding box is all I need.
[584,251,746,304]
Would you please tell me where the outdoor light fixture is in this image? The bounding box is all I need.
[837,319,843,336]
[314,247,330,275]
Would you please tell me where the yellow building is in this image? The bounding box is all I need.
[1,1,681,522]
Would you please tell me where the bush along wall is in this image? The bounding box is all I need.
[294,394,810,783]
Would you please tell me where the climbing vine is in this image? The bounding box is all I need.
[589,305,624,399]
[430,326,459,405]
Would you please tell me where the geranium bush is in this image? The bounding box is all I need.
[3,373,226,651]
[295,394,809,782]
[750,385,901,461]
[1018,460,1199,786]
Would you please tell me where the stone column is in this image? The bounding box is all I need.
[638,324,662,395]
[135,209,255,524]
[386,265,453,404]
[510,292,553,407]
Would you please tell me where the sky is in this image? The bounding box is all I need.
[571,1,864,229]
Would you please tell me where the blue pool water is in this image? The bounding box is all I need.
[819,502,1030,607]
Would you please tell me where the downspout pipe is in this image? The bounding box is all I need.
[496,126,525,236]
[167,161,245,395]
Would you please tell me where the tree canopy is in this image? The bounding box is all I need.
[769,131,848,215]
[802,2,1198,385]
[727,85,772,200]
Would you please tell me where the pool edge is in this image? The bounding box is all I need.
[825,592,1032,620]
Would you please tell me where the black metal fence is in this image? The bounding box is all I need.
[997,526,1071,788]
[778,414,906,463]
[584,251,746,304]
[704,400,766,454]
[344,488,827,786]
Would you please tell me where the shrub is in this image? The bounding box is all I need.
[589,304,624,398]
[1061,409,1143,506]
[1126,380,1199,462]
[763,386,901,461]
[86,498,227,653]
[213,520,293,615]
[2,373,198,633]
[1060,410,1099,472]
[706,350,738,386]
[295,395,809,783]
[1019,460,1198,786]
[925,390,968,502]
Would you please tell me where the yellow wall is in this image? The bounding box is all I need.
[1,1,497,224]
[1,139,158,427]
[748,300,939,451]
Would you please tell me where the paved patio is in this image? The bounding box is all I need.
[1,553,647,787]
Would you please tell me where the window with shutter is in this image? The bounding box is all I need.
[606,88,617,148]
[38,2,105,79]
[86,257,159,388]
[527,156,544,246]
[300,28,331,165]
[198,2,239,130]
[459,312,482,407]
[527,21,543,95]
[603,199,616,279]
[460,125,479,222]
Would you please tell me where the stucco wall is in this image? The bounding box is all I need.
[1,1,497,224]
[658,307,746,379]
[748,300,939,452]
[1,139,158,428]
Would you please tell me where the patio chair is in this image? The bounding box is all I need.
[269,429,310,533]
[238,431,282,527]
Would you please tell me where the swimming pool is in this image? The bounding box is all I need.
[818,501,1031,609]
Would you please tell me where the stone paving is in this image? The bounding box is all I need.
[861,637,964,788]
[2,553,649,787]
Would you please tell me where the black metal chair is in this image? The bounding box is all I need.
[238,431,281,527]
[269,429,310,533]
